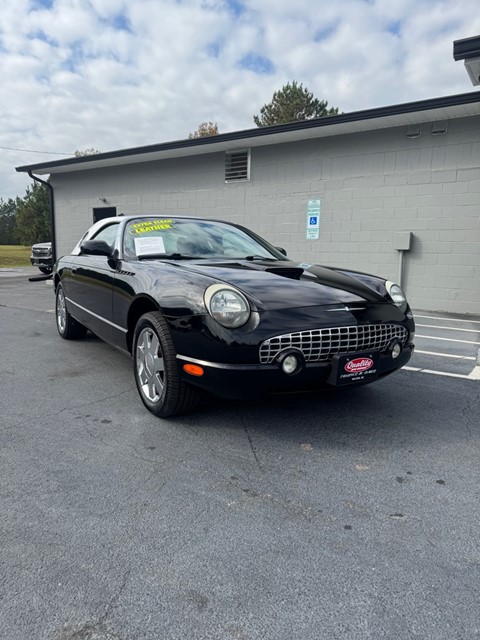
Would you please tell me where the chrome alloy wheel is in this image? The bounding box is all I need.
[136,327,166,402]
[133,311,200,417]
[56,286,67,333]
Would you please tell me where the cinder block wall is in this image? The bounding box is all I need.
[52,115,480,314]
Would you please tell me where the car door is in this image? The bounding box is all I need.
[68,222,120,343]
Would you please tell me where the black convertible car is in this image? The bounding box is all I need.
[54,215,415,417]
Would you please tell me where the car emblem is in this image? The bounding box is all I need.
[328,305,366,312]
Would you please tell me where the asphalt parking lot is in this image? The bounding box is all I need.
[1,268,479,640]
[408,313,480,380]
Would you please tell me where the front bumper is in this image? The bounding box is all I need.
[177,343,414,399]
[31,257,52,267]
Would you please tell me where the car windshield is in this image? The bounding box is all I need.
[123,217,285,261]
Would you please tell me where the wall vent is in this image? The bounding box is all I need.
[431,121,448,135]
[406,125,422,139]
[225,149,250,182]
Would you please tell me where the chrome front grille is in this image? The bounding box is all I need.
[33,248,50,256]
[259,324,409,364]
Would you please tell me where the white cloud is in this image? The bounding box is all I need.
[1,0,480,199]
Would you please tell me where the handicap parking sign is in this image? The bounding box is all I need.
[306,199,321,238]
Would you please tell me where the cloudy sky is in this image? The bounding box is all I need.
[1,0,480,199]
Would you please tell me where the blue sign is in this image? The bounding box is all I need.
[306,199,321,239]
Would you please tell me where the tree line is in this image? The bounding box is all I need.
[2,82,338,246]
[0,148,101,246]
[0,182,50,246]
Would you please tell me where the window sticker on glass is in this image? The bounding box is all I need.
[134,236,166,256]
[129,219,174,235]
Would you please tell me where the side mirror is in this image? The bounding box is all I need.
[276,247,287,257]
[80,240,113,257]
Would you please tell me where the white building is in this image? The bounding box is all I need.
[17,91,480,314]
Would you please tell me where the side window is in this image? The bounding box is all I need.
[92,224,119,247]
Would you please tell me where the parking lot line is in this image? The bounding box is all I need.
[416,334,480,345]
[415,350,476,360]
[416,323,480,334]
[403,365,480,380]
[415,314,480,324]
[468,366,480,380]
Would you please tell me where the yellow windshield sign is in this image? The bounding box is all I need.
[129,219,174,235]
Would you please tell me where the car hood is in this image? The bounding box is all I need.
[175,259,387,310]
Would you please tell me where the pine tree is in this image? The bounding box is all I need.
[253,81,339,127]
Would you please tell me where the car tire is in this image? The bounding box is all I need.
[133,311,200,418]
[39,266,52,275]
[56,283,88,340]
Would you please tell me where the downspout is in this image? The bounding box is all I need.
[28,170,56,264]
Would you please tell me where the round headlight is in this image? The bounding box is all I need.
[205,285,250,328]
[386,281,408,314]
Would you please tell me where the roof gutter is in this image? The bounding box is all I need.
[453,35,480,86]
[15,91,480,175]
[28,171,57,264]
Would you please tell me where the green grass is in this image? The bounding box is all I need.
[0,245,31,268]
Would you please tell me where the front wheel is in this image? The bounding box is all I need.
[133,311,200,418]
[56,283,87,340]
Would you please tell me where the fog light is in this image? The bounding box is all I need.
[282,354,299,374]
[391,342,402,359]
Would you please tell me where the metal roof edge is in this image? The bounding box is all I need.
[453,35,480,61]
[16,91,480,174]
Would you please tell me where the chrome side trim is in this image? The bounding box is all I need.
[66,297,128,334]
[176,354,275,371]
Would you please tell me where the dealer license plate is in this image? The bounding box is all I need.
[327,352,380,386]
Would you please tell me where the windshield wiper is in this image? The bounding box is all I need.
[138,253,202,260]
[244,255,279,261]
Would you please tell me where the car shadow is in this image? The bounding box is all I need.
[71,332,475,451]
[177,372,475,451]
